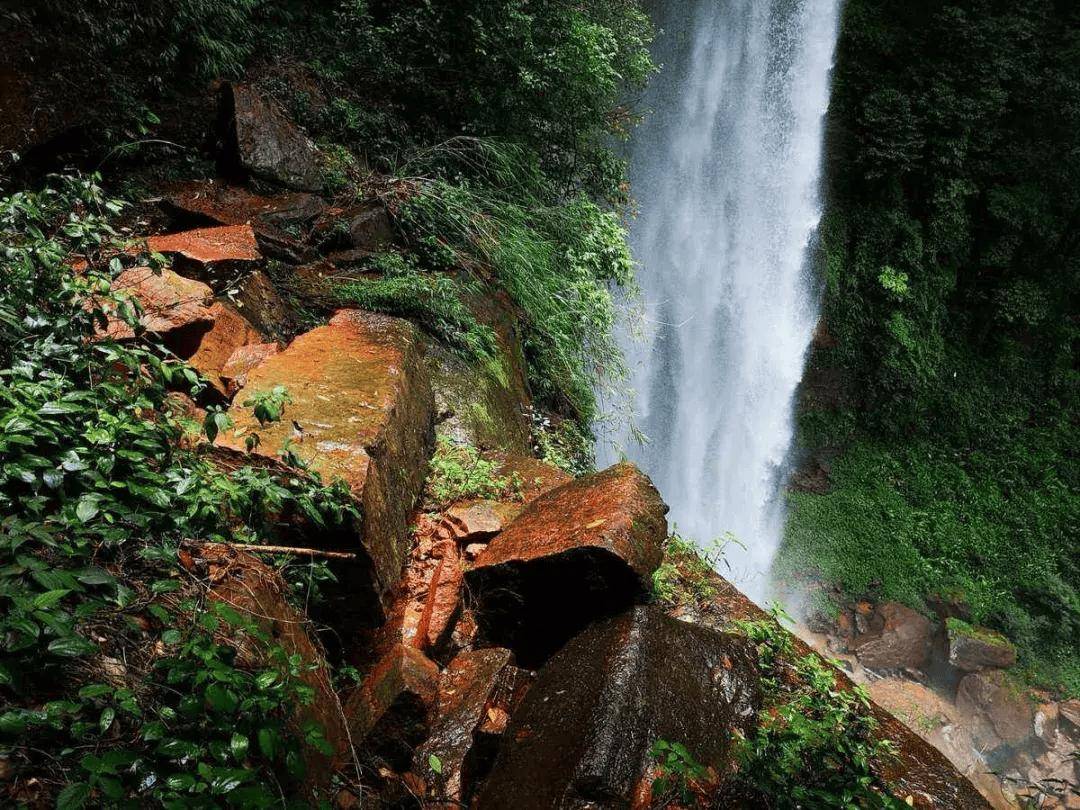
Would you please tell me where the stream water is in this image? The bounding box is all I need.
[600,0,842,601]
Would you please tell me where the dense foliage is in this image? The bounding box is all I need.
[0,177,354,806]
[781,0,1079,694]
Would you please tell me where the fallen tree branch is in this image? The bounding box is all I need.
[188,540,358,561]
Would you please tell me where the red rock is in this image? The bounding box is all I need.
[162,180,325,230]
[186,303,264,397]
[465,462,667,665]
[852,602,933,671]
[223,83,325,192]
[443,501,504,542]
[342,643,439,770]
[946,621,1017,671]
[416,540,465,652]
[194,543,347,790]
[956,670,1037,754]
[230,270,296,341]
[224,310,434,618]
[475,607,759,809]
[147,224,261,269]
[102,266,215,352]
[419,648,515,804]
[221,342,280,397]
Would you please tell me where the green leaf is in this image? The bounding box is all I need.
[257,727,277,759]
[47,635,96,657]
[55,782,92,810]
[428,753,443,774]
[99,707,115,733]
[33,588,71,609]
[230,732,249,760]
[161,629,181,645]
[205,683,237,714]
[75,498,99,523]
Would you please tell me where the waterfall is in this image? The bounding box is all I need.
[600,0,841,601]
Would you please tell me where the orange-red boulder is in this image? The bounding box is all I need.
[851,602,933,672]
[186,303,264,397]
[103,266,215,349]
[418,648,517,805]
[147,224,261,275]
[221,342,281,397]
[223,309,434,617]
[342,643,440,771]
[465,462,667,665]
[162,180,325,231]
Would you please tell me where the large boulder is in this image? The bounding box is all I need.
[670,571,991,809]
[223,309,434,618]
[851,602,933,672]
[146,224,262,282]
[956,670,1038,758]
[465,462,667,666]
[474,606,760,809]
[220,83,325,192]
[185,302,264,398]
[162,180,326,232]
[946,619,1017,672]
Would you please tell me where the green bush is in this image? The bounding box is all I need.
[732,611,904,808]
[0,176,355,805]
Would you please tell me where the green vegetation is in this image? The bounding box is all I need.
[651,532,725,609]
[648,739,710,806]
[783,0,1080,696]
[529,410,596,478]
[0,176,355,805]
[424,437,521,509]
[732,611,904,809]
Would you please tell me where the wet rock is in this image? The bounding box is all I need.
[475,606,760,809]
[103,266,215,353]
[314,200,394,252]
[343,643,440,772]
[852,602,933,672]
[418,648,515,805]
[229,270,296,342]
[193,543,348,790]
[443,501,504,543]
[221,83,325,192]
[416,539,465,653]
[146,224,261,279]
[224,310,434,618]
[221,342,280,397]
[956,670,1037,757]
[868,678,1014,810]
[162,179,326,232]
[466,462,667,666]
[665,569,991,808]
[429,290,532,454]
[186,302,264,398]
[946,620,1017,672]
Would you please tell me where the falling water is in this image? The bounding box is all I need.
[600,0,841,601]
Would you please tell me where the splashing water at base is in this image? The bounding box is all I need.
[599,0,841,602]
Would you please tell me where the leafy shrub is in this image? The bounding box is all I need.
[395,145,635,423]
[424,437,520,509]
[0,175,355,805]
[334,251,498,363]
[731,610,904,808]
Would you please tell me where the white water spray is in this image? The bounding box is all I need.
[601,0,841,601]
